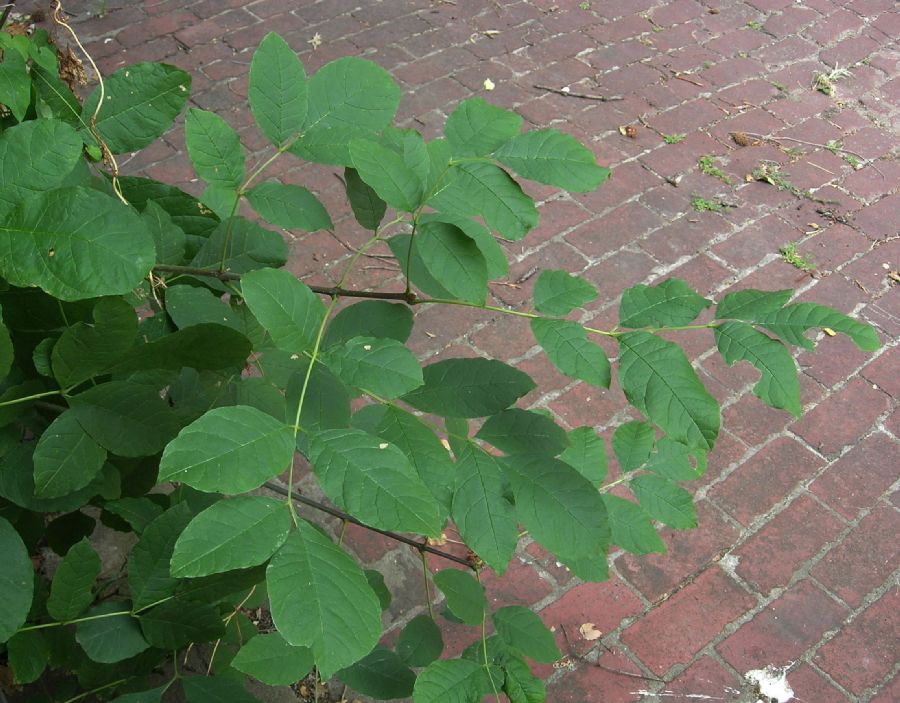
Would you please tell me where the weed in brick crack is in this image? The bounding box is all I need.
[779,243,816,272]
[751,161,794,192]
[698,154,732,184]
[746,20,763,30]
[825,140,842,155]
[814,66,852,96]
[842,153,863,170]
[663,133,686,144]
[691,196,724,213]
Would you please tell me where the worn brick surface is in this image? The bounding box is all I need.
[49,0,900,699]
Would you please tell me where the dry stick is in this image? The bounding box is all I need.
[736,131,885,178]
[533,84,624,101]
[263,481,475,570]
[152,264,415,302]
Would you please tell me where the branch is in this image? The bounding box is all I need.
[152,265,416,302]
[263,481,476,570]
[533,84,623,101]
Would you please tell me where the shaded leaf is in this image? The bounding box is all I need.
[602,495,666,555]
[75,601,149,663]
[414,220,487,304]
[477,408,568,457]
[127,503,193,611]
[232,632,313,685]
[33,411,107,499]
[46,539,101,621]
[611,420,655,472]
[560,427,607,486]
[0,516,33,643]
[396,615,444,667]
[338,646,417,699]
[139,599,224,649]
[324,301,413,348]
[433,569,486,626]
[349,138,423,212]
[344,166,386,230]
[630,474,697,529]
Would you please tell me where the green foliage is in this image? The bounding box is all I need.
[0,26,880,703]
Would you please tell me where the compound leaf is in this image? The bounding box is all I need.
[266,522,382,678]
[158,406,294,494]
[249,32,307,147]
[170,496,291,578]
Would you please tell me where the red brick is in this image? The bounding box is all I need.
[809,432,900,520]
[812,504,900,608]
[785,663,850,702]
[567,201,663,259]
[735,494,846,594]
[639,215,731,264]
[853,194,900,240]
[710,437,825,526]
[621,567,754,675]
[664,656,745,701]
[861,348,900,399]
[547,647,649,703]
[539,580,644,658]
[793,378,890,456]
[617,501,741,602]
[711,214,804,271]
[480,557,555,609]
[718,580,847,671]
[815,589,900,696]
[581,250,658,308]
[869,672,900,703]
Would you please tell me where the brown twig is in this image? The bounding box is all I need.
[533,84,624,101]
[263,481,475,569]
[735,131,884,178]
[670,71,705,87]
[152,265,416,302]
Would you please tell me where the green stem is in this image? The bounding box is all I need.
[478,570,502,701]
[60,678,128,703]
[17,609,132,633]
[0,389,63,409]
[420,550,435,621]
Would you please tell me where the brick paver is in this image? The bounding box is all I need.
[44,0,899,700]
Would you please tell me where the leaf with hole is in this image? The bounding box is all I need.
[266,522,382,677]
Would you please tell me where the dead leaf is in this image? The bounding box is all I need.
[731,131,752,147]
[888,271,900,283]
[427,533,448,546]
[822,327,836,337]
[579,622,602,640]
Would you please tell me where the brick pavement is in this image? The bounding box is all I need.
[42,0,900,700]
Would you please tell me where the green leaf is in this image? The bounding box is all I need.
[82,62,191,154]
[324,301,413,348]
[492,606,560,663]
[108,685,169,703]
[344,167,386,231]
[190,217,288,275]
[158,406,294,494]
[246,181,332,232]
[414,220,488,304]
[0,49,32,122]
[200,184,239,220]
[352,405,455,512]
[0,119,84,219]
[46,539,101,621]
[304,56,400,135]
[602,495,666,555]
[185,108,244,188]
[0,516,32,643]
[182,676,261,703]
[617,331,720,451]
[0,443,98,513]
[715,289,792,320]
[241,268,325,354]
[418,212,508,280]
[429,162,538,240]
[433,569,486,626]
[560,427,607,486]
[31,64,82,128]
[619,279,711,328]
[285,361,351,442]
[413,659,489,703]
[533,269,598,316]
[289,125,374,166]
[170,496,291,578]
[644,437,706,481]
[496,128,610,192]
[33,410,107,499]
[503,655,546,703]
[119,176,219,240]
[445,97,522,156]
[127,503,193,611]
[396,614,444,667]
[338,646,417,699]
[107,324,251,375]
[387,234,454,300]
[612,420,656,472]
[629,474,697,529]
[325,336,423,399]
[165,285,243,332]
[530,318,611,388]
[403,357,535,418]
[141,201,186,265]
[365,569,392,611]
[0,186,155,302]
[175,565,265,605]
[755,303,880,352]
[139,599,225,649]
[7,629,49,684]
[249,32,308,147]
[349,138,423,212]
[104,497,164,534]
[69,382,181,457]
[232,632,313,685]
[451,445,517,574]
[380,127,430,184]
[558,545,610,582]
[266,522,382,677]
[75,601,149,663]
[503,454,609,561]
[714,321,801,416]
[476,408,568,456]
[308,428,443,536]
[0,306,13,383]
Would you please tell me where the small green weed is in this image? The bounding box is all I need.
[843,153,862,170]
[746,20,763,30]
[579,1,591,9]
[691,196,725,213]
[771,81,787,92]
[752,161,794,192]
[663,133,686,144]
[779,243,815,272]
[698,154,732,184]
[825,140,842,155]
[814,66,852,96]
